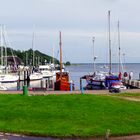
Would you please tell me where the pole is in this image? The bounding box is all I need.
[108,10,112,74]
[118,20,121,73]
[52,44,55,64]
[32,25,35,66]
[123,53,126,71]
[80,78,84,94]
[59,31,62,79]
[26,52,28,66]
[3,25,7,67]
[0,25,3,66]
[92,37,96,75]
[70,80,73,91]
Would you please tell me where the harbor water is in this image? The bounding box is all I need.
[66,63,140,90]
[1,63,140,91]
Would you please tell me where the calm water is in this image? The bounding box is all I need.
[2,63,140,91]
[66,63,140,90]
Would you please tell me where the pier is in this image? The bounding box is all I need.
[122,78,140,89]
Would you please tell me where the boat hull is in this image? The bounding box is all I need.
[85,80,105,90]
[55,80,70,91]
[54,72,73,91]
[29,72,43,81]
[0,74,19,83]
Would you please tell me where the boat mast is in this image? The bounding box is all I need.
[32,25,35,66]
[59,31,62,78]
[92,37,96,75]
[26,52,28,66]
[52,44,55,64]
[0,25,3,66]
[4,26,17,68]
[3,25,7,67]
[108,10,112,74]
[123,53,126,71]
[118,20,121,73]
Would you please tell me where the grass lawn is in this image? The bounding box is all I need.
[0,94,139,137]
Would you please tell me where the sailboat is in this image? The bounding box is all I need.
[104,11,121,90]
[105,19,126,92]
[0,25,19,83]
[54,31,74,91]
[83,11,116,90]
[38,44,65,80]
[82,37,107,90]
[29,26,43,81]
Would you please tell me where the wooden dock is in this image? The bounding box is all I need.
[122,78,140,89]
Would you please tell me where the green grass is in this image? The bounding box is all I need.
[0,94,139,137]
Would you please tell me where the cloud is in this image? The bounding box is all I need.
[0,0,140,62]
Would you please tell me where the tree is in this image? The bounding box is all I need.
[65,61,71,66]
[0,47,59,65]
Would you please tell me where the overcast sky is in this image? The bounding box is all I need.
[0,0,140,63]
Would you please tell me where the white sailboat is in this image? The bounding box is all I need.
[0,74,19,83]
[0,82,7,90]
[106,17,126,92]
[29,25,43,81]
[29,72,43,81]
[83,10,117,90]
[38,43,65,80]
[38,64,53,78]
[0,25,19,83]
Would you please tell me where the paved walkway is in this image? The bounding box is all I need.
[0,132,140,140]
[0,89,140,95]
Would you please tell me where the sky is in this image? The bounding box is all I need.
[0,0,140,63]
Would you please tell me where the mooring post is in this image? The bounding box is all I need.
[70,80,73,92]
[17,81,20,91]
[23,70,28,95]
[105,129,110,140]
[18,70,20,81]
[24,70,26,85]
[80,78,84,94]
[23,85,28,96]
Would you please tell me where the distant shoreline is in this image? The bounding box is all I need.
[70,63,140,65]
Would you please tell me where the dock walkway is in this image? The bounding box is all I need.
[122,79,140,88]
[0,89,140,95]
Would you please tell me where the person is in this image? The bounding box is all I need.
[129,71,133,80]
[123,72,128,80]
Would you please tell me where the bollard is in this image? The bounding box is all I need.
[17,81,20,91]
[105,129,110,140]
[24,70,27,85]
[46,79,48,89]
[23,85,28,95]
[41,79,46,88]
[81,86,84,94]
[49,79,53,88]
[70,80,73,91]
[80,78,84,94]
